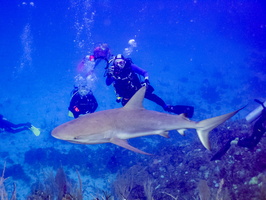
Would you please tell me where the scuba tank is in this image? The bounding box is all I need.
[245,99,266,123]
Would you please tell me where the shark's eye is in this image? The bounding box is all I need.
[74,137,78,140]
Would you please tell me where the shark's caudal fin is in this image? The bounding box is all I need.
[196,107,245,150]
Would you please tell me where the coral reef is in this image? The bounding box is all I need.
[0,162,16,200]
[2,120,266,200]
[111,120,266,200]
[27,167,83,200]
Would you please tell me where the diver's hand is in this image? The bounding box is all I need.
[107,66,114,75]
[141,79,150,87]
[144,78,150,85]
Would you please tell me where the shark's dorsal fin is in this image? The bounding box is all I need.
[124,86,147,109]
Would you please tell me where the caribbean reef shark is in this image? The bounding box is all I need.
[52,86,242,155]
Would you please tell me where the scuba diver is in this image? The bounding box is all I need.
[92,43,112,64]
[0,114,40,136]
[68,85,98,118]
[77,43,112,74]
[211,99,266,161]
[77,43,113,87]
[105,54,194,118]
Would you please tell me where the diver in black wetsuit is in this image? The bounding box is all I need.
[211,99,266,161]
[68,86,98,118]
[238,106,266,149]
[105,54,194,118]
[0,114,31,134]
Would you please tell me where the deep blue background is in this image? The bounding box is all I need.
[0,0,266,197]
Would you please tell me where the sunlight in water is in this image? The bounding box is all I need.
[70,0,95,52]
[124,39,138,57]
[19,23,33,71]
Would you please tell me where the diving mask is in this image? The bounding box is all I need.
[114,59,126,68]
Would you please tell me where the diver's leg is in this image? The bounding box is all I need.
[211,138,235,161]
[238,138,254,149]
[144,92,167,108]
[5,127,29,134]
[238,130,265,149]
[145,91,194,117]
[11,123,31,128]
[166,105,194,118]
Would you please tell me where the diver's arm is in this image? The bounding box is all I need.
[88,94,98,113]
[77,55,96,73]
[77,56,87,72]
[106,76,114,86]
[68,95,80,116]
[105,65,115,86]
[131,64,149,79]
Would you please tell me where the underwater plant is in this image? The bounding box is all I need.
[27,167,114,200]
[0,162,16,200]
[89,190,113,200]
[27,167,83,200]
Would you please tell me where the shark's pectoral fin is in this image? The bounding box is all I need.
[159,131,170,138]
[110,138,152,155]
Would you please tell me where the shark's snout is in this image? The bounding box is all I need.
[51,128,68,140]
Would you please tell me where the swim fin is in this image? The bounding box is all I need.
[29,125,40,136]
[68,111,74,118]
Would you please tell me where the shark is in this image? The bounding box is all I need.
[52,86,242,155]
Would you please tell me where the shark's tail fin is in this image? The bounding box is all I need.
[196,107,244,150]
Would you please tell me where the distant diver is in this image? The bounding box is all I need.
[211,99,266,161]
[68,85,98,118]
[77,43,112,78]
[0,114,40,136]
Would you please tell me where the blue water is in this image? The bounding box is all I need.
[0,0,266,199]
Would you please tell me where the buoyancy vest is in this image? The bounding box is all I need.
[112,60,142,98]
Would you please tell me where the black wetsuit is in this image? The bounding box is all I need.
[106,59,194,118]
[106,60,168,108]
[68,90,98,118]
[0,115,30,133]
[211,106,266,161]
[238,110,266,149]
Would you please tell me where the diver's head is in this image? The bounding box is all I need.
[93,43,111,60]
[114,54,126,69]
[78,86,89,96]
